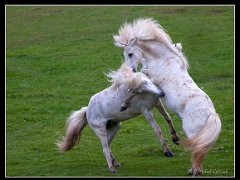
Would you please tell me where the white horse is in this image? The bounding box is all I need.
[113,18,221,176]
[57,63,175,173]
[121,42,182,109]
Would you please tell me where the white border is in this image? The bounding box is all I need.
[5,4,235,178]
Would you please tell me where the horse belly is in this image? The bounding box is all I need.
[108,111,141,122]
[91,96,140,121]
[105,94,156,121]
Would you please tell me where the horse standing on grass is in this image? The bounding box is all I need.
[58,63,175,173]
[113,18,221,176]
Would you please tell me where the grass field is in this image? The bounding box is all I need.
[6,5,234,177]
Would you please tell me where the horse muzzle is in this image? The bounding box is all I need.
[158,91,165,98]
[120,106,128,112]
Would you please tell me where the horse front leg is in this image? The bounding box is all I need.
[142,109,173,157]
[155,99,180,144]
[120,92,139,112]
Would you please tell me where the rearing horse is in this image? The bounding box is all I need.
[113,18,221,176]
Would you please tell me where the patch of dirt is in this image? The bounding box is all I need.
[152,7,187,14]
[209,9,224,14]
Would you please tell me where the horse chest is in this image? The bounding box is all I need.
[160,81,196,114]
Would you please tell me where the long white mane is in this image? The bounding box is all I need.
[106,63,141,89]
[113,18,189,69]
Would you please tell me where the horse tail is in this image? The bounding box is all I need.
[181,112,221,155]
[57,107,88,152]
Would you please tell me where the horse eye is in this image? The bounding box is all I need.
[128,53,133,58]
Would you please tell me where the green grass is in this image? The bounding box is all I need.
[6,6,234,177]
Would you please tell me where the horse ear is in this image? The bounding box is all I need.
[113,35,125,47]
[176,43,182,52]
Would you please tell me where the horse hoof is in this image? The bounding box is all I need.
[172,137,180,145]
[164,151,174,157]
[188,168,193,175]
[110,168,117,173]
[120,106,128,112]
[188,168,202,176]
[193,169,202,176]
[113,162,121,167]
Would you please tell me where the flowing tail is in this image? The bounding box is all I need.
[181,112,221,154]
[57,107,88,152]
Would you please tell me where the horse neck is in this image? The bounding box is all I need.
[111,82,128,92]
[141,42,188,76]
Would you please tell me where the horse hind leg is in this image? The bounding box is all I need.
[155,99,180,144]
[184,137,209,176]
[91,124,117,173]
[142,109,173,157]
[188,145,210,176]
[188,151,205,176]
[106,121,121,167]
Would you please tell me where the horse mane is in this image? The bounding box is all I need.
[113,18,189,69]
[106,63,142,89]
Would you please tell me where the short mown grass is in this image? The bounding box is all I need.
[6,6,234,177]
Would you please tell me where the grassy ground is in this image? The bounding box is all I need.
[6,6,234,177]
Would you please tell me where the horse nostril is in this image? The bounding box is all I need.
[159,92,165,97]
[120,106,128,112]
